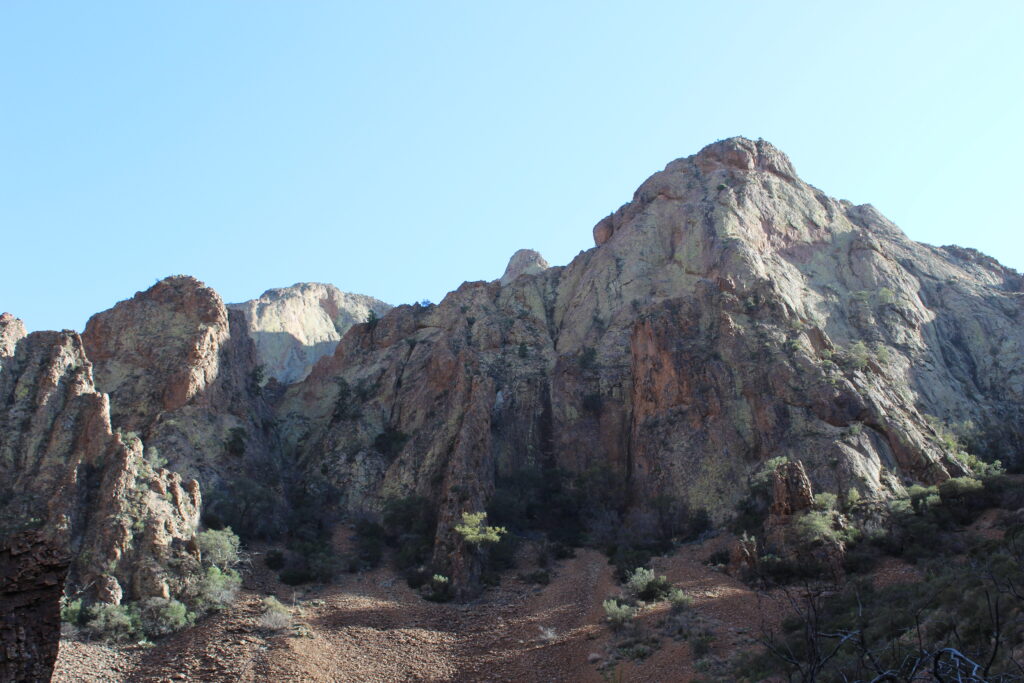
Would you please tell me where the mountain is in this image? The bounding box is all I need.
[2,137,1022,679]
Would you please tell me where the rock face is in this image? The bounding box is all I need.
[229,283,391,385]
[279,137,1022,593]
[82,276,277,488]
[0,320,201,680]
[0,531,69,683]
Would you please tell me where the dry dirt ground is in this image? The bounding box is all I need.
[53,534,794,682]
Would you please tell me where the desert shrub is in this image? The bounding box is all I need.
[602,599,636,630]
[668,588,693,612]
[813,492,837,511]
[792,511,839,546]
[264,549,286,570]
[61,597,84,625]
[454,512,506,545]
[258,596,291,631]
[138,597,194,638]
[197,527,241,569]
[844,341,871,371]
[84,603,142,643]
[195,566,241,611]
[625,567,673,602]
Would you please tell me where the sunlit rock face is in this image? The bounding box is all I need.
[229,282,391,385]
[279,137,1023,591]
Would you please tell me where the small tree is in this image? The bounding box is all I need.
[454,512,506,546]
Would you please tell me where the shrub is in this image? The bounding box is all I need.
[84,603,142,643]
[793,511,838,546]
[139,597,194,638]
[602,599,636,630]
[813,493,838,511]
[454,512,506,546]
[579,346,598,370]
[668,588,693,612]
[197,528,241,569]
[258,596,291,631]
[195,566,241,611]
[279,567,315,586]
[423,574,453,603]
[60,597,83,625]
[846,341,870,371]
[625,567,673,602]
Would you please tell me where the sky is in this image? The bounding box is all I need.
[1,2,1022,332]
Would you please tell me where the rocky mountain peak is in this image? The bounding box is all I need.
[499,249,550,286]
[691,136,798,180]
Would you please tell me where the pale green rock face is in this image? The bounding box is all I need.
[229,283,391,385]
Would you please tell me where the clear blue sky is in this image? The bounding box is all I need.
[2,2,1021,332]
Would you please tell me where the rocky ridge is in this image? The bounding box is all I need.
[279,137,1022,595]
[2,137,1023,675]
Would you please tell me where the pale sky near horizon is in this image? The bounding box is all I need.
[2,2,1022,332]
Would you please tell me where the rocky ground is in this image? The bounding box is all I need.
[52,533,799,682]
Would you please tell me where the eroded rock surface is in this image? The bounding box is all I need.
[82,275,277,488]
[0,323,201,680]
[229,283,391,384]
[279,137,1022,592]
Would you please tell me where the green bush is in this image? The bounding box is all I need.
[60,597,84,625]
[84,603,142,643]
[793,511,839,546]
[668,588,693,612]
[602,599,636,630]
[454,512,506,545]
[139,597,194,637]
[813,492,837,511]
[258,596,291,631]
[195,566,240,611]
[197,528,241,569]
[625,567,673,602]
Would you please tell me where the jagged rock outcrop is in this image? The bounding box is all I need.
[768,461,815,519]
[0,321,201,679]
[82,276,277,489]
[229,283,391,385]
[499,249,550,286]
[279,137,1022,595]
